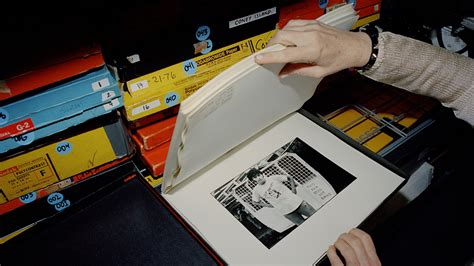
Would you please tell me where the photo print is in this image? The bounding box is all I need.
[211,137,357,248]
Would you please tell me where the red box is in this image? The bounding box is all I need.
[135,115,177,151]
[278,0,346,28]
[357,3,381,18]
[131,133,170,177]
[0,45,104,102]
[125,105,180,130]
[354,0,381,10]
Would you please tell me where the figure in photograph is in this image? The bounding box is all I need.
[247,167,316,226]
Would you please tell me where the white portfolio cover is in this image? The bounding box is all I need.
[163,4,359,192]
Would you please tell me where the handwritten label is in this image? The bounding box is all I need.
[151,72,177,84]
[56,141,73,155]
[196,25,211,41]
[13,131,35,146]
[200,39,213,54]
[55,199,71,211]
[131,99,161,115]
[126,54,141,64]
[229,7,276,28]
[193,86,233,122]
[164,92,179,107]
[129,80,149,92]
[47,193,64,205]
[0,108,8,125]
[91,78,110,91]
[19,192,37,204]
[103,98,120,111]
[101,91,116,102]
[182,60,197,75]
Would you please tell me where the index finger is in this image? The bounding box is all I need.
[254,46,312,65]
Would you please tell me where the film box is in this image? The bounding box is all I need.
[123,30,276,121]
[0,114,133,204]
[0,66,118,140]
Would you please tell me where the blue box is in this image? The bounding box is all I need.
[0,96,123,154]
[0,66,119,139]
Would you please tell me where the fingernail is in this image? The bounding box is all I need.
[255,54,263,62]
[280,74,289,79]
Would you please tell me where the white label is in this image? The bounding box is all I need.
[129,80,149,92]
[103,98,120,111]
[229,7,276,29]
[91,78,110,91]
[101,91,116,101]
[131,99,161,115]
[126,54,141,64]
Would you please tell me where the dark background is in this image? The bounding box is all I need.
[1,0,473,79]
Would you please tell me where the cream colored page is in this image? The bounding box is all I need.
[163,113,404,265]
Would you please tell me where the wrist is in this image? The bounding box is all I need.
[355,31,373,68]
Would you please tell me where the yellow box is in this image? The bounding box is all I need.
[0,118,132,203]
[123,30,277,121]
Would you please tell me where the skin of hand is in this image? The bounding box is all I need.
[254,19,372,79]
[327,228,381,266]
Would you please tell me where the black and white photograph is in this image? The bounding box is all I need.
[211,137,357,249]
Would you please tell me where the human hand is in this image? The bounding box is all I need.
[327,228,381,266]
[254,20,372,78]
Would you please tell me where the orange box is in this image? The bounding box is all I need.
[354,0,381,10]
[135,115,177,151]
[0,45,104,102]
[142,141,171,178]
[278,0,346,28]
[357,3,381,18]
[125,105,180,130]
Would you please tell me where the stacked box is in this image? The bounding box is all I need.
[0,113,134,205]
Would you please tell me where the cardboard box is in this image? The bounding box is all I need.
[0,45,104,102]
[357,3,381,19]
[135,115,177,151]
[0,95,123,154]
[123,30,276,121]
[0,114,133,203]
[0,156,131,215]
[0,159,137,241]
[132,134,170,178]
[278,0,346,28]
[124,105,179,130]
[0,66,119,140]
[104,3,279,84]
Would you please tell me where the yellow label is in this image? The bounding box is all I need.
[0,127,116,201]
[124,30,277,121]
[352,13,381,29]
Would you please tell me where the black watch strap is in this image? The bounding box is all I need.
[356,25,379,72]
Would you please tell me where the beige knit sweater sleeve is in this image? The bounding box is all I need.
[363,32,474,126]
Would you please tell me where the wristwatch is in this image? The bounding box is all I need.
[356,25,379,72]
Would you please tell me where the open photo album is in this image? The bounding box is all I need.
[160,4,406,264]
